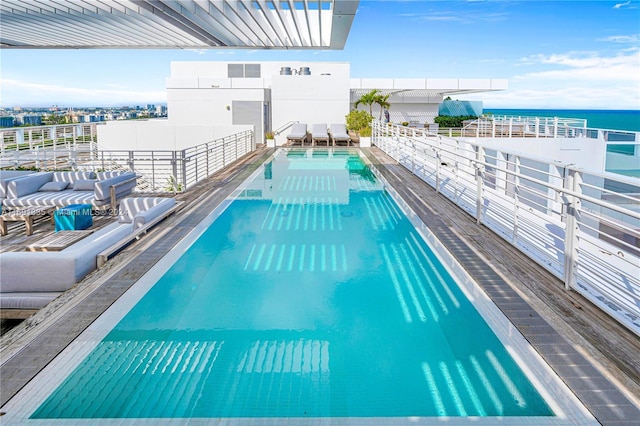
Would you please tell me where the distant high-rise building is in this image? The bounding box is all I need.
[22,115,42,126]
[0,116,15,127]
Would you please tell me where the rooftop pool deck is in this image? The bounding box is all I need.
[1,147,639,424]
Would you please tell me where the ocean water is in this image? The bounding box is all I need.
[485,109,640,132]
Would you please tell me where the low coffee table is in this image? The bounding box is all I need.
[26,230,94,252]
[0,207,56,236]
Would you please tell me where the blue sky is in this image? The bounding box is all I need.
[1,0,639,109]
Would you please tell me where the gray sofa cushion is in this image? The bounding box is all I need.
[53,171,95,184]
[0,171,37,199]
[7,172,53,198]
[118,197,176,229]
[73,179,97,191]
[0,292,63,310]
[94,172,137,202]
[39,181,69,192]
[2,190,100,208]
[97,171,125,180]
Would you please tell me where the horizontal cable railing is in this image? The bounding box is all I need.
[373,120,640,336]
[1,129,255,193]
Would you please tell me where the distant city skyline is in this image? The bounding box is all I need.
[1,1,639,110]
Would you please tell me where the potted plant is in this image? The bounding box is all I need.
[345,109,373,147]
[358,126,372,147]
[265,131,275,147]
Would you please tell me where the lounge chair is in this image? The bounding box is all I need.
[311,124,330,146]
[286,123,308,146]
[330,123,351,146]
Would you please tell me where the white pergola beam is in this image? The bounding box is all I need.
[0,0,358,49]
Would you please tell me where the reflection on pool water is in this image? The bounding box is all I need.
[32,149,553,419]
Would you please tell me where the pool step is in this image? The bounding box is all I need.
[243,243,348,273]
[275,175,337,193]
[261,197,344,231]
[363,192,403,231]
[379,232,460,323]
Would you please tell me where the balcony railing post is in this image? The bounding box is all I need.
[128,151,134,172]
[411,142,415,174]
[182,149,188,190]
[513,155,521,245]
[563,168,581,290]
[475,145,484,225]
[171,151,178,194]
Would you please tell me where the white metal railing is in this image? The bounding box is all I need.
[0,123,98,153]
[373,120,640,336]
[428,116,640,143]
[1,129,255,193]
[91,130,255,192]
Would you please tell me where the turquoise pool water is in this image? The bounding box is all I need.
[32,149,552,419]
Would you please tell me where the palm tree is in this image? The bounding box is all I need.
[354,89,380,115]
[374,93,391,120]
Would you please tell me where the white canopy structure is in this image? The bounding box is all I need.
[0,0,357,49]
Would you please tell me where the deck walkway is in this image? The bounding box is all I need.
[1,146,639,424]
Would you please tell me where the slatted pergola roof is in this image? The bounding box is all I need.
[0,0,357,49]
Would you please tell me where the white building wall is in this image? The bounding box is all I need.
[167,61,350,146]
[97,120,251,151]
[271,72,350,135]
[167,87,266,125]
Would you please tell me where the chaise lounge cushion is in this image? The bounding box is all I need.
[286,123,307,141]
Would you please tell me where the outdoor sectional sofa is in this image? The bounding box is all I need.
[0,197,177,319]
[2,170,137,212]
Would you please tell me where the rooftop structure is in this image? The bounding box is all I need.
[0,0,357,49]
[96,60,508,150]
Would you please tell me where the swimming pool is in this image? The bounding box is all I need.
[5,148,594,424]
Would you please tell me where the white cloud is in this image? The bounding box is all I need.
[519,49,640,81]
[473,49,640,109]
[600,34,640,43]
[187,49,208,55]
[0,79,166,107]
[613,1,638,9]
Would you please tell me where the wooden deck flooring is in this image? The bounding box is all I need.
[1,146,638,423]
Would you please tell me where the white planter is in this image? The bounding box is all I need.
[359,136,371,148]
[266,138,275,147]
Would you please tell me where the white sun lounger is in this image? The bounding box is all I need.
[330,123,351,146]
[311,123,330,146]
[286,123,308,145]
